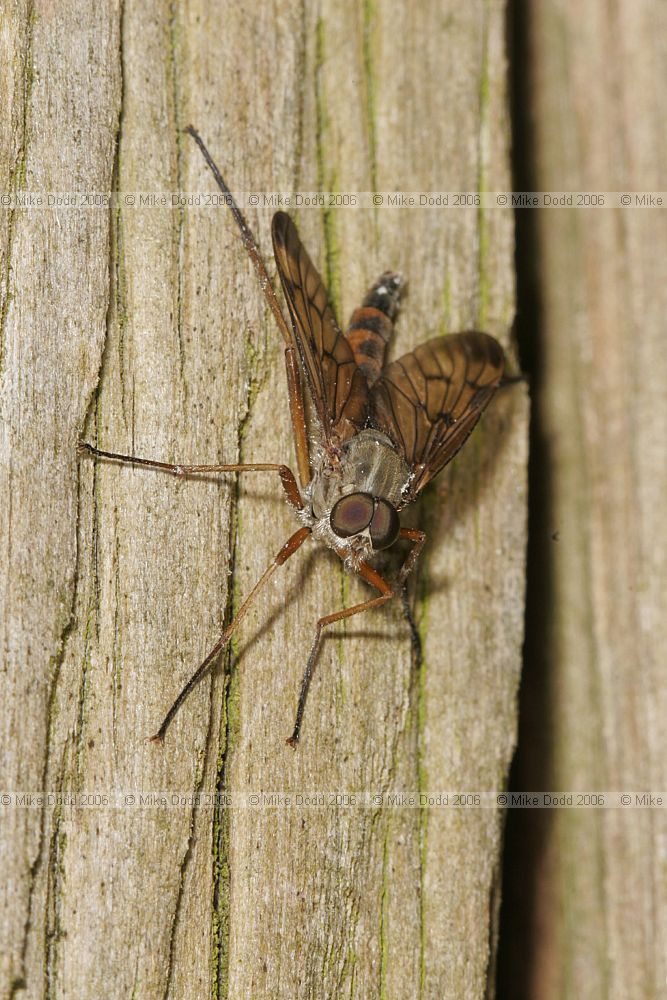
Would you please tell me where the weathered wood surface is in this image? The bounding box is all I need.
[501,2,667,999]
[0,1,527,997]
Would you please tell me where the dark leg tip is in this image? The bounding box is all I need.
[77,439,93,457]
[148,731,165,746]
[285,733,299,749]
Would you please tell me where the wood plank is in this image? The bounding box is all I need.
[0,2,527,996]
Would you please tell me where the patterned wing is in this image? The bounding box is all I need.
[272,212,368,447]
[370,332,505,499]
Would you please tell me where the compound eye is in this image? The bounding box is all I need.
[330,492,374,539]
[369,499,400,550]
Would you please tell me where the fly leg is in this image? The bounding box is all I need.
[287,562,393,747]
[184,125,312,489]
[77,440,303,509]
[288,528,427,746]
[150,527,311,743]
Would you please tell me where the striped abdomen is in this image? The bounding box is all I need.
[345,271,404,386]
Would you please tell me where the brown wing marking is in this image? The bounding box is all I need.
[271,212,368,445]
[370,331,505,498]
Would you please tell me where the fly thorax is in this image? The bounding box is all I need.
[310,429,410,519]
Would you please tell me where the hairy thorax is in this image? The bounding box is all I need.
[300,429,411,566]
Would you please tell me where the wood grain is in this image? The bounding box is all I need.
[504,2,667,998]
[0,1,527,997]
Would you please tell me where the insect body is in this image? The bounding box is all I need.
[307,427,408,563]
[269,208,504,569]
[80,127,507,747]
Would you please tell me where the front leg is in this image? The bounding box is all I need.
[287,530,427,746]
[396,527,427,585]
